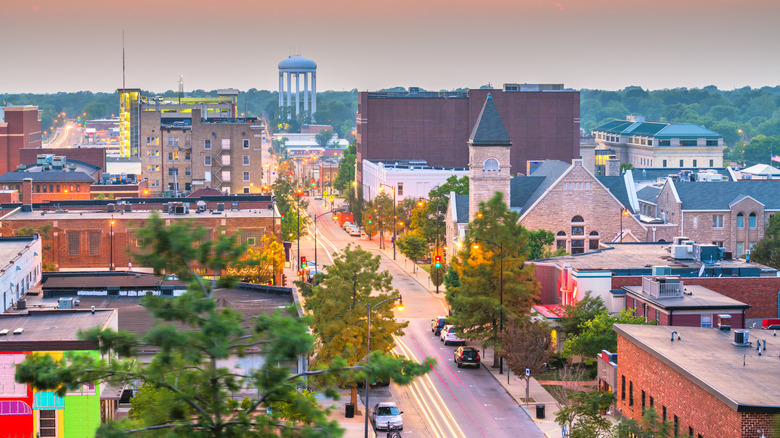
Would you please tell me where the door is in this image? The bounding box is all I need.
[39,409,57,437]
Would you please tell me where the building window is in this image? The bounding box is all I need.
[712,214,723,228]
[204,156,212,166]
[483,158,499,171]
[243,139,250,149]
[621,375,625,401]
[204,139,211,150]
[674,416,679,436]
[692,216,698,229]
[679,159,684,167]
[737,213,744,228]
[662,159,667,167]
[168,151,179,161]
[222,139,230,149]
[246,237,256,246]
[222,170,231,182]
[706,140,719,146]
[243,155,250,166]
[40,410,56,437]
[649,396,654,408]
[662,406,667,421]
[641,390,646,411]
[692,159,697,167]
[56,184,60,192]
[185,167,191,176]
[89,231,101,256]
[701,315,712,328]
[168,168,178,177]
[149,180,160,188]
[243,187,250,193]
[749,241,756,250]
[398,182,404,196]
[571,226,584,236]
[629,381,634,406]
[749,212,757,228]
[709,159,714,167]
[243,171,250,182]
[712,241,724,247]
[185,152,191,161]
[589,231,599,250]
[222,155,231,166]
[168,137,179,147]
[147,165,160,172]
[737,242,744,255]
[68,233,79,256]
[571,240,585,255]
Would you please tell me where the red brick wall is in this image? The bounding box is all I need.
[614,276,780,319]
[0,107,42,174]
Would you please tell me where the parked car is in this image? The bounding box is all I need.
[347,226,362,237]
[372,402,403,431]
[440,325,465,346]
[453,346,480,368]
[431,316,447,336]
[342,221,353,229]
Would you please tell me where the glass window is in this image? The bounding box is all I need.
[737,213,744,228]
[205,156,212,166]
[89,231,101,256]
[204,139,211,149]
[243,155,250,165]
[571,215,584,223]
[679,159,684,167]
[712,215,723,228]
[629,381,634,406]
[662,159,667,167]
[736,242,744,255]
[709,159,714,167]
[571,240,585,254]
[243,171,250,182]
[222,170,231,182]
[222,155,230,166]
[398,182,404,196]
[571,226,584,236]
[483,158,499,171]
[701,315,712,328]
[222,139,230,149]
[749,213,757,228]
[243,139,250,149]
[185,167,191,176]
[693,159,697,167]
[68,233,79,256]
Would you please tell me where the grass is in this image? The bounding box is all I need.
[419,265,430,273]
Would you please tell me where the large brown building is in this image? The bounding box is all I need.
[356,84,580,188]
[0,106,42,174]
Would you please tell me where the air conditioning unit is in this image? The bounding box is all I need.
[58,297,74,309]
[16,299,26,310]
[733,329,749,346]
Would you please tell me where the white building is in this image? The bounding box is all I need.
[0,236,43,312]
[362,159,469,202]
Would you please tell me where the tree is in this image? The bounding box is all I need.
[333,140,356,193]
[751,213,780,269]
[270,136,287,158]
[500,316,553,403]
[555,389,615,438]
[564,309,652,359]
[527,229,558,260]
[613,407,671,438]
[305,245,426,408]
[555,291,608,337]
[396,232,429,268]
[430,258,445,288]
[15,213,428,437]
[446,192,541,366]
[225,235,285,284]
[314,129,334,148]
[428,175,469,199]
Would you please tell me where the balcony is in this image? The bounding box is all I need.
[642,276,683,299]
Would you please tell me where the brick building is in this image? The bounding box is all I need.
[356,84,580,189]
[0,106,42,175]
[19,147,106,178]
[0,235,42,312]
[614,324,778,438]
[0,173,94,203]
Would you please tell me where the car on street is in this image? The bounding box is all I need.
[453,346,481,368]
[431,316,447,336]
[440,325,465,346]
[347,226,362,236]
[372,401,403,431]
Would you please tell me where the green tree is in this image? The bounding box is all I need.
[500,316,553,403]
[527,229,558,260]
[564,309,652,359]
[305,245,426,407]
[751,213,780,269]
[446,192,541,366]
[225,235,285,284]
[555,389,615,438]
[428,175,469,199]
[314,129,334,148]
[333,140,356,193]
[613,407,671,438]
[555,291,608,337]
[396,231,429,267]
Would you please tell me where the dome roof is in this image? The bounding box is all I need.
[278,56,317,70]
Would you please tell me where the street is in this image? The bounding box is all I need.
[299,197,544,437]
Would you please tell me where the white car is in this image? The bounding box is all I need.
[342,221,353,229]
[372,401,403,431]
[347,226,362,237]
[440,325,465,346]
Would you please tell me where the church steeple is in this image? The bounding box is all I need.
[469,94,511,147]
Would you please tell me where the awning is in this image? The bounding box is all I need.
[33,391,64,410]
[0,400,32,415]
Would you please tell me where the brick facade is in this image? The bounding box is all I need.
[0,106,42,175]
[468,143,511,222]
[616,332,776,438]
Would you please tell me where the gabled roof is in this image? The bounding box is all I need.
[592,120,634,134]
[514,160,571,212]
[468,94,511,146]
[595,176,632,211]
[673,180,780,210]
[636,186,661,204]
[455,195,470,223]
[0,170,96,183]
[623,122,667,136]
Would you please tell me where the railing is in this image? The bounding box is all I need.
[642,276,683,299]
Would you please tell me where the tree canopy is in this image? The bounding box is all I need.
[752,213,780,269]
[563,309,652,358]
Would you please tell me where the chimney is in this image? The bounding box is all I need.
[606,159,621,176]
[22,178,33,211]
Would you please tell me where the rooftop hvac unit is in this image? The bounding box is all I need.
[673,236,691,245]
[58,297,73,309]
[694,244,720,263]
[107,203,116,212]
[734,329,750,346]
[216,203,225,212]
[672,244,694,259]
[718,314,732,330]
[162,204,170,213]
[16,299,26,310]
[124,204,132,212]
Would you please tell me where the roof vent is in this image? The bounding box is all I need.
[13,328,24,335]
[0,329,8,336]
[734,329,750,346]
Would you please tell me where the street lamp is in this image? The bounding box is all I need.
[364,295,404,438]
[473,237,504,374]
[379,184,396,260]
[109,216,116,271]
[620,207,630,242]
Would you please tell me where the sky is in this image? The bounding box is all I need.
[2,0,779,94]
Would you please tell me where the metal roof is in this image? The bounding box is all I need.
[673,180,780,210]
[0,170,96,183]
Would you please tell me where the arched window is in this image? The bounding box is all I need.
[483,158,499,172]
[749,212,757,228]
[556,231,566,250]
[571,215,584,223]
[571,216,584,236]
[556,231,566,237]
[589,231,600,250]
[736,213,744,228]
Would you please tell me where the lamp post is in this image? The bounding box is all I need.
[620,207,629,242]
[109,216,116,271]
[473,237,504,374]
[364,295,404,438]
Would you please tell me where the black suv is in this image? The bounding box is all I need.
[431,316,447,336]
[453,346,480,368]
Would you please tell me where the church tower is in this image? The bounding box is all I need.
[468,94,512,222]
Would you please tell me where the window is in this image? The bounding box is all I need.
[42,184,47,193]
[36,184,40,193]
[89,231,101,256]
[149,180,160,188]
[571,226,584,236]
[629,381,634,406]
[572,215,584,223]
[712,241,724,247]
[571,240,585,254]
[483,158,499,171]
[662,159,667,167]
[185,152,191,161]
[692,159,697,167]
[649,396,654,408]
[681,140,697,146]
[674,415,679,436]
[641,390,646,411]
[68,233,79,256]
[662,406,667,421]
[168,168,178,177]
[749,241,756,250]
[246,237,256,246]
[706,140,719,146]
[222,155,231,166]
[204,139,211,149]
[39,410,56,437]
[737,213,744,228]
[243,187,250,193]
[222,139,230,150]
[56,184,60,192]
[712,215,723,228]
[737,242,744,255]
[689,427,694,438]
[146,149,160,157]
[0,354,27,396]
[398,182,404,196]
[692,216,698,229]
[749,212,757,228]
[243,171,250,182]
[243,139,250,149]
[168,137,179,147]
[168,151,179,161]
[701,315,712,328]
[185,167,191,176]
[204,156,212,166]
[659,140,671,146]
[679,159,684,167]
[222,170,231,182]
[146,165,160,172]
[621,376,626,400]
[589,231,599,250]
[557,239,566,250]
[146,136,159,146]
[242,155,250,166]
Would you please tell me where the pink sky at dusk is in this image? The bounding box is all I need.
[1,0,778,93]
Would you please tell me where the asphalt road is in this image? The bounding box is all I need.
[301,197,544,438]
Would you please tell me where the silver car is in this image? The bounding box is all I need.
[372,401,403,431]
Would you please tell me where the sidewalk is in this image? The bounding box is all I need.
[358,234,441,295]
[481,361,564,438]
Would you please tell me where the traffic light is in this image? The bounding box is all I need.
[435,255,442,269]
[297,270,303,277]
[301,256,307,266]
[368,216,372,224]
[311,182,316,188]
[282,274,288,286]
[281,213,285,220]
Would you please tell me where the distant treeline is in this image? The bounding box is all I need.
[4,85,780,165]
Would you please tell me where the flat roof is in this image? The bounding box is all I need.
[615,324,780,412]
[5,208,275,221]
[42,272,186,290]
[624,284,750,310]
[0,309,115,342]
[0,236,38,273]
[541,243,762,271]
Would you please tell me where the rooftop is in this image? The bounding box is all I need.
[4,207,275,221]
[0,309,115,344]
[615,324,780,412]
[624,283,750,310]
[0,236,39,275]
